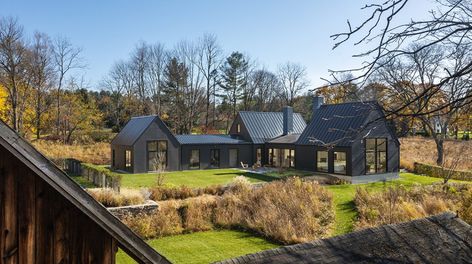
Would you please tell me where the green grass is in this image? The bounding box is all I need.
[119,168,279,188]
[262,168,314,178]
[70,175,97,188]
[326,172,466,235]
[116,230,279,264]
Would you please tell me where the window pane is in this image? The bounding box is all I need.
[158,140,167,151]
[147,141,157,151]
[317,151,328,172]
[148,152,158,171]
[378,151,387,173]
[377,138,387,151]
[125,150,132,170]
[366,152,376,174]
[229,149,238,167]
[281,149,290,168]
[256,148,262,165]
[334,151,347,174]
[190,150,199,169]
[273,149,280,167]
[268,149,273,166]
[366,139,376,151]
[290,149,295,168]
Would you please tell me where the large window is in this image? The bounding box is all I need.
[210,149,220,168]
[256,148,262,165]
[125,150,132,171]
[147,140,168,171]
[334,151,347,174]
[237,124,241,133]
[268,148,295,168]
[189,149,200,169]
[366,138,387,174]
[317,151,328,172]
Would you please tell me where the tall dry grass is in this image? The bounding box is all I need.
[400,137,472,171]
[88,188,145,207]
[32,140,110,164]
[354,183,472,230]
[122,177,335,244]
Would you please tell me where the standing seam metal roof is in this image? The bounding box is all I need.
[175,134,250,145]
[111,115,158,146]
[297,101,380,146]
[238,111,306,144]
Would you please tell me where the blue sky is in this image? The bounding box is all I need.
[1,0,433,90]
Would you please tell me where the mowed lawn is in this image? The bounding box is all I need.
[116,230,279,264]
[120,168,296,188]
[326,172,468,235]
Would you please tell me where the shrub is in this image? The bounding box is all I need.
[180,199,217,232]
[88,188,144,207]
[81,163,122,190]
[414,162,472,181]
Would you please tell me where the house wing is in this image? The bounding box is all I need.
[111,116,157,146]
[0,120,169,264]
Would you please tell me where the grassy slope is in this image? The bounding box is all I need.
[326,172,461,235]
[116,230,279,264]
[120,169,283,188]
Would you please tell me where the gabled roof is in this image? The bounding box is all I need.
[111,115,162,146]
[297,101,386,146]
[217,212,472,264]
[175,134,250,145]
[0,120,169,264]
[238,111,306,144]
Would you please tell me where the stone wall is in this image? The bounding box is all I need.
[108,200,159,220]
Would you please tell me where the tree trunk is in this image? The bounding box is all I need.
[435,138,444,165]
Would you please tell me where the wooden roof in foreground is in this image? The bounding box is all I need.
[0,120,169,264]
[217,212,472,264]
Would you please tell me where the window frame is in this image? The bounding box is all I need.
[147,140,168,172]
[365,138,388,174]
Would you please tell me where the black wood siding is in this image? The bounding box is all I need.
[180,144,253,170]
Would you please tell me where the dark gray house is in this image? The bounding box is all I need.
[111,96,399,183]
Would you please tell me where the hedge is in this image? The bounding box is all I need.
[414,162,472,182]
[81,163,122,191]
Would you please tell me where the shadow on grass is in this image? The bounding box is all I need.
[214,172,279,182]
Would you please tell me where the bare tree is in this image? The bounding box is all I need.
[249,69,281,111]
[197,34,222,130]
[148,43,167,116]
[52,36,84,134]
[0,17,29,133]
[278,62,309,106]
[330,0,472,118]
[28,32,55,138]
[439,144,469,184]
[130,42,150,114]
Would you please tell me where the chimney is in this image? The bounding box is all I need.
[313,96,324,116]
[283,106,294,135]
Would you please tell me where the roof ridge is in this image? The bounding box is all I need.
[130,115,158,119]
[321,100,378,107]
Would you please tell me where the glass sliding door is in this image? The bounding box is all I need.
[189,149,200,169]
[365,138,388,174]
[316,151,328,172]
[256,148,262,165]
[334,151,347,174]
[148,140,168,171]
[210,149,220,168]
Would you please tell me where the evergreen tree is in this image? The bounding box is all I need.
[218,52,248,120]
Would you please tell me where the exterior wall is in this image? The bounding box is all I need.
[180,144,253,170]
[0,146,117,263]
[132,120,180,173]
[228,114,252,142]
[111,144,132,172]
[296,145,352,175]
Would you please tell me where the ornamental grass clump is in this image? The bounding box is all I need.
[354,183,472,230]
[88,188,144,207]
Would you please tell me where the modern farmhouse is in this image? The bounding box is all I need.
[111,96,400,182]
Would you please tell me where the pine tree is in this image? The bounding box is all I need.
[218,52,248,120]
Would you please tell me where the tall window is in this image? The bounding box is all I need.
[268,148,294,168]
[317,151,328,172]
[229,149,238,167]
[268,148,274,166]
[112,149,115,167]
[282,149,290,168]
[237,124,241,133]
[366,138,387,174]
[189,149,200,169]
[125,150,132,171]
[256,148,262,165]
[290,149,295,168]
[334,151,347,174]
[148,140,168,171]
[210,149,220,168]
[272,149,280,167]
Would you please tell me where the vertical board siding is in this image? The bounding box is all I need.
[0,146,117,264]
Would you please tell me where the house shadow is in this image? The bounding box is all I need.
[214,172,279,182]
